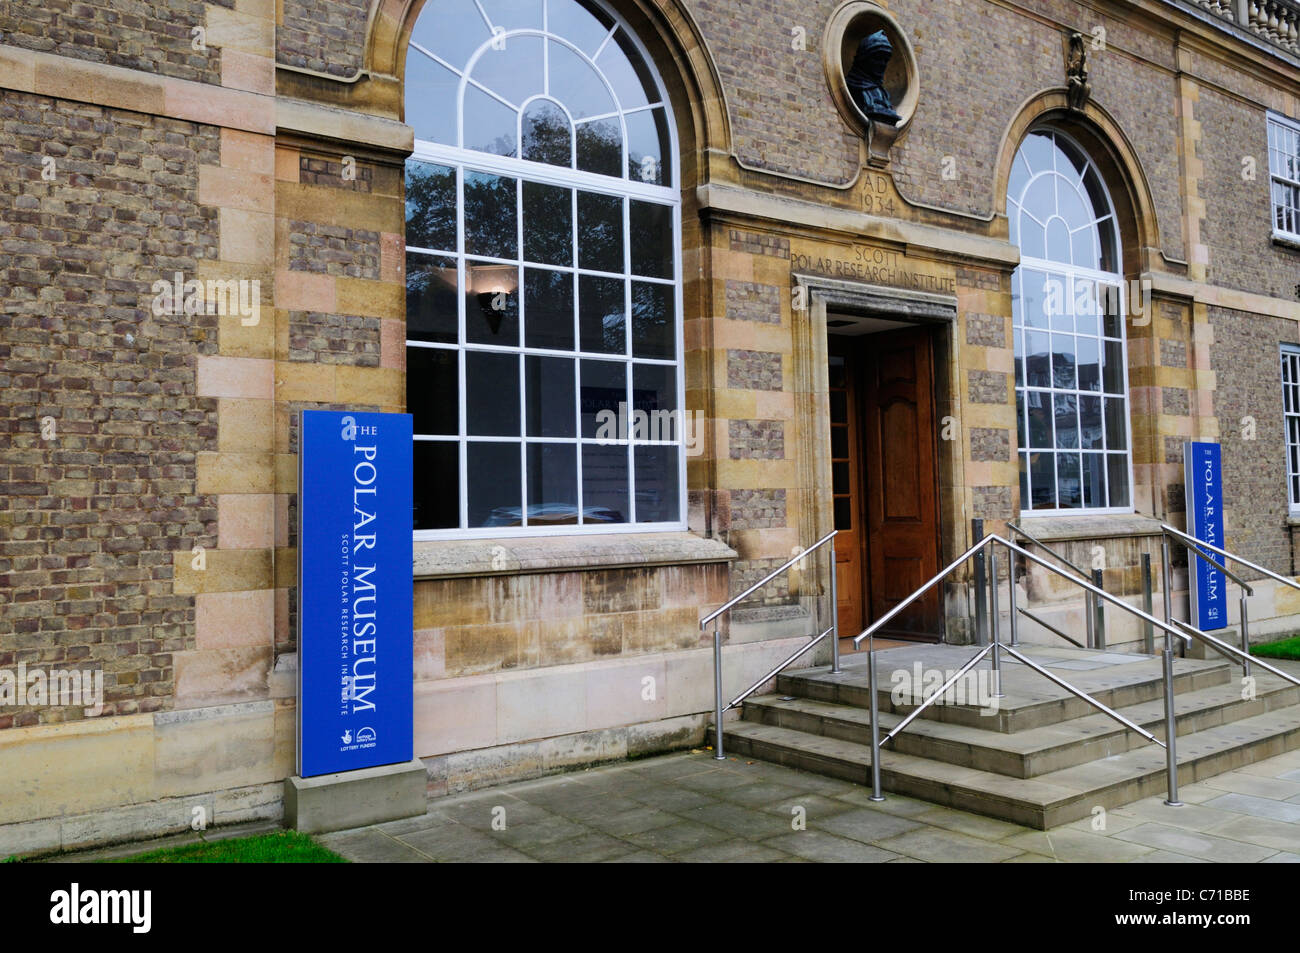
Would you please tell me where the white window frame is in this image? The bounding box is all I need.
[1009,128,1135,517]
[405,0,686,541]
[1268,111,1300,244]
[1282,345,1300,515]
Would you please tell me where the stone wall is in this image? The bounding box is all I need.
[0,94,221,726]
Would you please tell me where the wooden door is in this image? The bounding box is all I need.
[861,326,942,637]
[828,347,865,639]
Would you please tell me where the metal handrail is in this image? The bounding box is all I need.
[701,530,839,760]
[1017,606,1085,648]
[1172,619,1300,691]
[1007,521,1093,580]
[851,534,1190,805]
[851,534,998,648]
[1161,524,1297,593]
[725,627,833,712]
[1161,527,1255,594]
[700,530,837,627]
[1008,520,1105,649]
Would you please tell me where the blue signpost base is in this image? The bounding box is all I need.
[285,758,428,834]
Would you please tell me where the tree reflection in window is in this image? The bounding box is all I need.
[1008,129,1130,513]
[405,0,682,534]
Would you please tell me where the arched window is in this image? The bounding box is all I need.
[404,0,683,536]
[1008,128,1131,513]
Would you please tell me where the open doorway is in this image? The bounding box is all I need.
[828,316,943,641]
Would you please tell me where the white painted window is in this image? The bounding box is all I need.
[1007,129,1132,514]
[403,0,685,538]
[1268,111,1300,243]
[1282,345,1300,513]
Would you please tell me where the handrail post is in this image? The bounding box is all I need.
[829,544,841,675]
[1159,536,1181,806]
[1141,553,1154,655]
[1162,631,1183,807]
[1085,591,1096,650]
[989,544,1004,697]
[713,624,725,761]
[1240,590,1252,679]
[868,648,884,801]
[1008,545,1019,648]
[972,519,987,646]
[1092,568,1106,649]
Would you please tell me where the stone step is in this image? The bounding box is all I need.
[723,705,1300,829]
[743,672,1300,778]
[778,645,1231,733]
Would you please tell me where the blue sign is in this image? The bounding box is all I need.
[298,411,413,777]
[1183,441,1227,631]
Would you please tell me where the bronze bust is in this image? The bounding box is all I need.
[846,30,902,126]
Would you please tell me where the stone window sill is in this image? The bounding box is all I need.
[413,531,737,581]
[1272,233,1300,254]
[1011,512,1166,542]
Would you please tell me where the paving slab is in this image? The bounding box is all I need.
[1202,792,1300,823]
[874,827,1023,863]
[762,830,899,863]
[1111,822,1278,862]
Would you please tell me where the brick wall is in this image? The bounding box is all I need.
[1210,305,1300,577]
[1197,87,1300,300]
[0,0,228,84]
[277,0,369,76]
[0,94,222,726]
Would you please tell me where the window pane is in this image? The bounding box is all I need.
[580,359,625,438]
[1104,397,1128,451]
[576,118,622,177]
[626,106,670,185]
[1052,335,1076,389]
[406,161,456,251]
[1021,269,1049,329]
[479,0,543,32]
[408,347,458,436]
[1029,452,1055,509]
[526,443,578,525]
[465,262,519,344]
[1016,391,1026,448]
[832,427,848,459]
[1102,340,1125,394]
[1073,278,1099,335]
[406,54,459,146]
[547,39,616,119]
[1081,453,1106,508]
[468,442,522,527]
[462,85,517,156]
[582,443,628,523]
[521,99,572,167]
[577,191,623,272]
[406,254,459,344]
[525,355,576,437]
[524,268,574,350]
[1025,331,1051,387]
[523,181,573,266]
[464,171,517,259]
[632,363,676,425]
[631,281,673,359]
[1107,454,1130,508]
[579,275,625,353]
[596,30,655,111]
[630,201,672,278]
[545,0,614,56]
[1076,337,1100,392]
[1057,453,1081,508]
[414,441,459,529]
[634,445,679,522]
[1079,395,1102,448]
[466,351,520,436]
[410,0,491,69]
[469,35,543,108]
[1054,394,1078,448]
[1026,391,1052,448]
